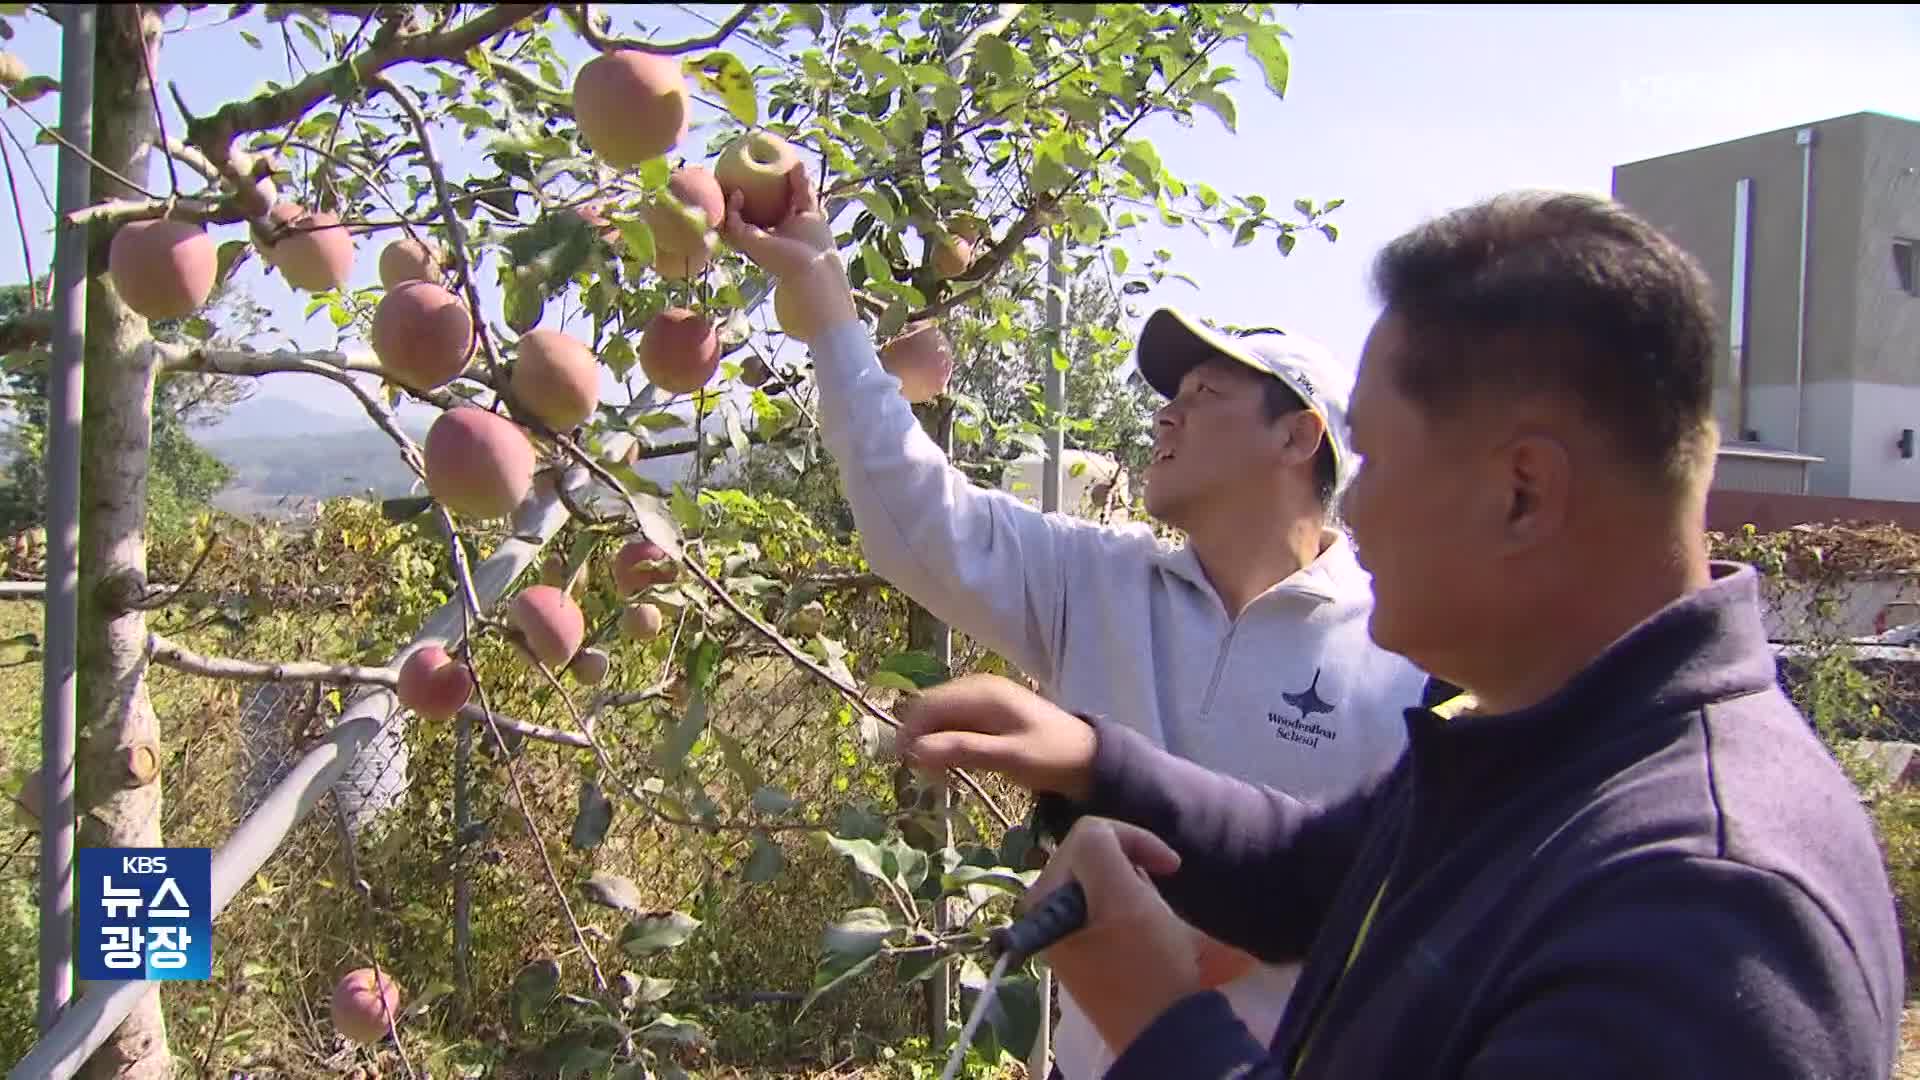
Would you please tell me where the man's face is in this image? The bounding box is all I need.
[1340,314,1504,672]
[1143,356,1287,527]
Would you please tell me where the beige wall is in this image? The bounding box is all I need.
[1614,111,1920,482]
[1854,114,1920,386]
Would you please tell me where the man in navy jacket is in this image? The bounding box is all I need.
[899,190,1905,1078]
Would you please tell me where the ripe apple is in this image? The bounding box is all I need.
[644,166,725,255]
[572,49,689,168]
[879,321,956,404]
[931,234,974,279]
[714,132,805,228]
[639,308,720,394]
[108,218,217,321]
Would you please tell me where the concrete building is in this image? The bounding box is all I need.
[1613,111,1920,501]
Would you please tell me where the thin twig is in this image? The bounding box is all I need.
[134,6,181,199]
[0,136,37,306]
[0,84,160,199]
[434,501,609,992]
[576,2,759,54]
[131,531,223,610]
[368,73,503,385]
[547,431,1017,830]
[284,139,426,246]
[0,116,60,214]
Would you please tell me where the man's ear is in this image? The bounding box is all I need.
[1498,432,1570,548]
[1278,410,1327,468]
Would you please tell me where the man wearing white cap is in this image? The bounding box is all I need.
[722,174,1432,1080]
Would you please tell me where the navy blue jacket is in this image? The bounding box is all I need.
[1052,563,1904,1079]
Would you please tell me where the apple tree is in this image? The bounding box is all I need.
[0,2,1333,1074]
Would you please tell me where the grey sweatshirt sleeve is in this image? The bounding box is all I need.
[1075,717,1388,963]
[1102,853,1895,1080]
[808,319,1120,681]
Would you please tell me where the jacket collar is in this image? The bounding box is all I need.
[1404,561,1777,783]
[1156,528,1367,613]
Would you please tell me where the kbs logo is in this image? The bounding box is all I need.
[77,847,212,981]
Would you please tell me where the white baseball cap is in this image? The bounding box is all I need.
[1136,307,1356,489]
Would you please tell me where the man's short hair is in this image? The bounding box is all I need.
[1370,191,1720,487]
[1257,377,1338,508]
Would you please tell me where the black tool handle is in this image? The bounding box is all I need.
[990,880,1088,965]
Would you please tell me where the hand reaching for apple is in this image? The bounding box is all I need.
[721,166,857,343]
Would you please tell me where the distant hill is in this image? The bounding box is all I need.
[197,396,699,519]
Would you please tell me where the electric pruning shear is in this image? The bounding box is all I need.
[939,880,1089,1080]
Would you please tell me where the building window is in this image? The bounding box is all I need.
[1897,238,1920,297]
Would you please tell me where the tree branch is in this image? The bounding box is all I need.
[148,633,395,686]
[577,3,759,54]
[151,340,425,478]
[158,137,223,184]
[64,194,231,228]
[455,702,590,749]
[183,4,550,187]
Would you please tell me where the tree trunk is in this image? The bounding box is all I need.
[76,7,173,1077]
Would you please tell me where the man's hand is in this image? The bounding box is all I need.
[896,673,1097,800]
[719,165,856,342]
[1026,816,1200,1055]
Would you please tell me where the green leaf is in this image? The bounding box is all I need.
[839,114,889,157]
[825,835,892,883]
[1109,248,1128,275]
[213,239,249,288]
[653,681,708,773]
[449,105,493,130]
[894,948,951,986]
[602,334,636,379]
[974,35,1015,80]
[615,216,656,270]
[743,832,785,883]
[981,971,1045,1060]
[850,188,896,228]
[580,872,644,914]
[1118,140,1162,191]
[711,728,765,794]
[1191,85,1238,132]
[685,51,757,125]
[509,958,561,1031]
[619,973,677,1010]
[633,410,686,432]
[801,907,893,1016]
[942,865,1038,895]
[877,650,950,689]
[637,1013,707,1047]
[749,786,794,814]
[1319,223,1339,243]
[1243,25,1291,99]
[619,910,702,956]
[570,778,614,849]
[866,671,918,693]
[7,74,56,103]
[1278,230,1298,256]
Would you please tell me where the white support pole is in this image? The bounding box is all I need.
[1029,226,1066,1080]
[37,1,96,1035]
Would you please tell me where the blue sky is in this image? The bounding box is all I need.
[1,3,1916,426]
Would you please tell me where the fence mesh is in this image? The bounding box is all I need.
[17,517,1920,1075]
